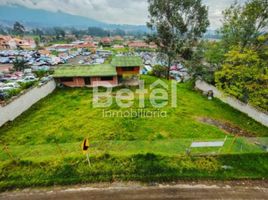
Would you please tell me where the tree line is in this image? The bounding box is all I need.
[0,22,147,38]
[147,0,267,111]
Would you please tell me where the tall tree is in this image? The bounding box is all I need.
[220,0,268,51]
[13,21,25,36]
[147,0,209,79]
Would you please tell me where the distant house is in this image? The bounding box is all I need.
[100,37,112,47]
[113,36,124,41]
[0,35,12,49]
[83,35,93,42]
[54,56,143,87]
[127,41,157,50]
[49,44,74,52]
[75,42,96,50]
[128,41,148,48]
[0,36,36,50]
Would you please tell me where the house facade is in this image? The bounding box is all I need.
[53,56,143,87]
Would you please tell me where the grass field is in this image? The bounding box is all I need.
[0,75,267,190]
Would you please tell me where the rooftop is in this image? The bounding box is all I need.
[53,64,117,77]
[111,56,143,67]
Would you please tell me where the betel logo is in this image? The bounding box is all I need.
[92,79,177,108]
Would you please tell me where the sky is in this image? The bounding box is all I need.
[0,0,247,29]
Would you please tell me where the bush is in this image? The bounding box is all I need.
[6,88,21,98]
[152,65,167,78]
[34,70,47,78]
[19,81,37,90]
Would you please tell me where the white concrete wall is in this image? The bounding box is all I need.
[0,80,56,127]
[195,80,268,127]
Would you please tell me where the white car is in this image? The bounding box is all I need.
[78,60,84,64]
[0,82,19,92]
[0,87,13,92]
[17,76,38,83]
[4,82,20,88]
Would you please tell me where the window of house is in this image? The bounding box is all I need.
[100,76,113,81]
[60,77,73,82]
[122,67,135,71]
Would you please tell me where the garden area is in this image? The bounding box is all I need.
[0,75,267,191]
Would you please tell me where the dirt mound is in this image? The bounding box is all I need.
[198,117,255,137]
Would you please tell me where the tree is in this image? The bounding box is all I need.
[13,21,25,36]
[147,0,209,79]
[152,64,167,78]
[215,44,268,110]
[32,28,44,41]
[219,0,268,51]
[87,27,108,37]
[0,25,7,35]
[13,57,28,72]
[54,27,65,40]
[204,41,225,68]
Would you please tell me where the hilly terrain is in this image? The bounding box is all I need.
[0,4,148,32]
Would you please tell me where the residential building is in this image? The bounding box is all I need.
[54,56,143,87]
[0,35,12,49]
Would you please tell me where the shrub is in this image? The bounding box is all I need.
[19,81,36,90]
[152,65,167,78]
[6,88,21,98]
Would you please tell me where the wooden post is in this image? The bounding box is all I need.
[86,153,91,166]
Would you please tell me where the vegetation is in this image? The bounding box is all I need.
[147,0,209,79]
[12,57,28,72]
[191,0,268,111]
[213,0,268,111]
[2,81,38,101]
[215,44,268,111]
[0,76,267,190]
[12,21,25,37]
[152,64,166,78]
[219,0,268,51]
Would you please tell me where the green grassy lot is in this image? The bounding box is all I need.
[0,75,267,191]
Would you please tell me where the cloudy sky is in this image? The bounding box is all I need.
[0,0,247,28]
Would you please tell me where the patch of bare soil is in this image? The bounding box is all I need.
[198,117,255,137]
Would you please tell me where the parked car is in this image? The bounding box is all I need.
[0,91,8,100]
[39,76,53,86]
[0,77,10,82]
[17,76,37,83]
[4,82,20,89]
[0,86,14,92]
[0,57,10,64]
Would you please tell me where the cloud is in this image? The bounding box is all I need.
[0,0,247,28]
[204,0,247,29]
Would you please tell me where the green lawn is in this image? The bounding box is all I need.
[0,75,267,190]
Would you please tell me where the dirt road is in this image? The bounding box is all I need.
[1,181,268,200]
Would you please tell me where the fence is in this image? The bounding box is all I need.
[0,80,56,127]
[195,80,268,127]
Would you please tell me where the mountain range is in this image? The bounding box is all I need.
[0,4,148,32]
